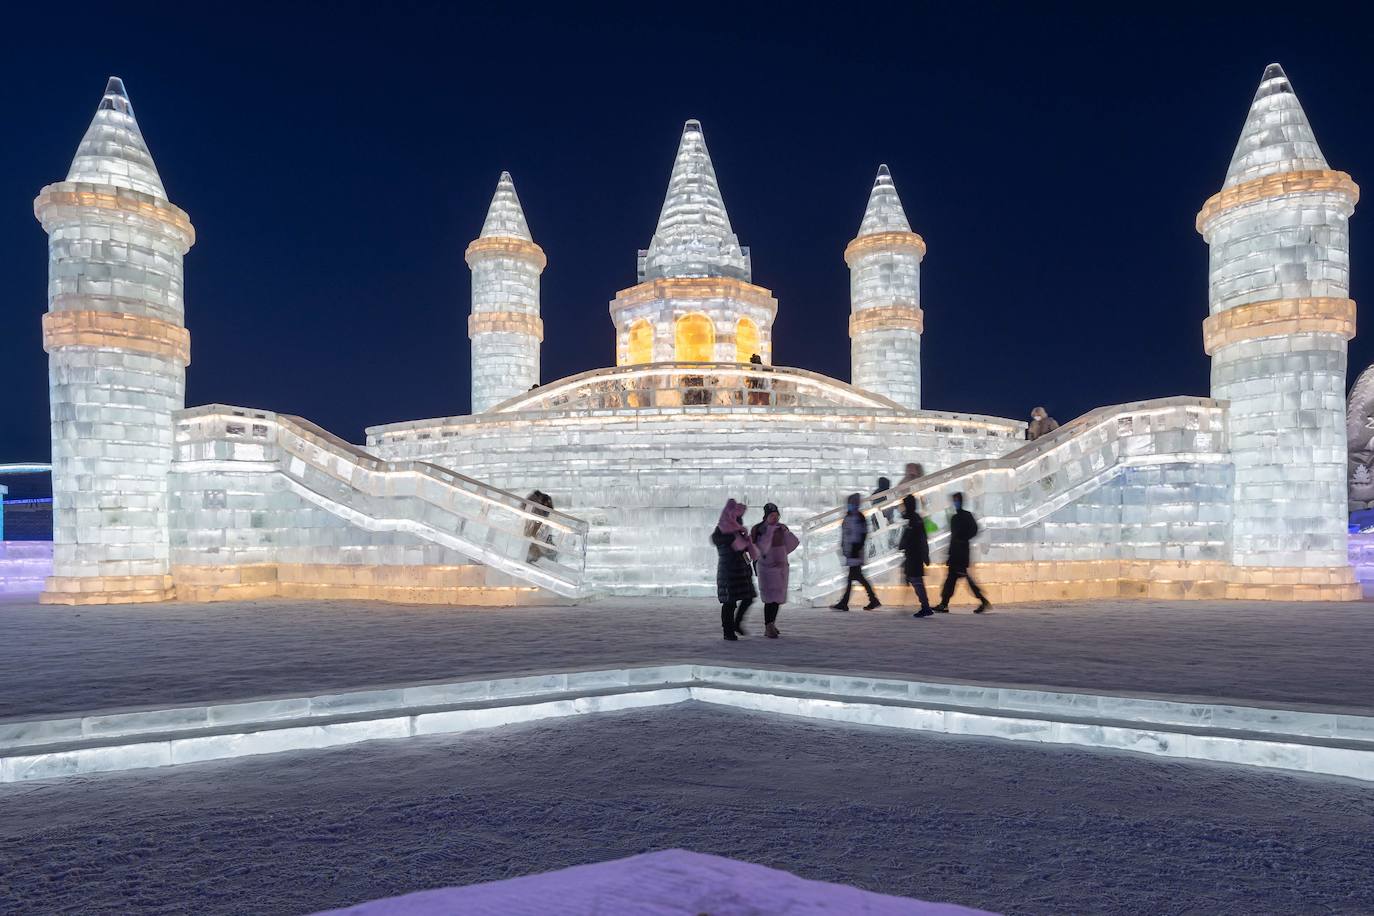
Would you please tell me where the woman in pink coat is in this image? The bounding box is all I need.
[750,502,800,638]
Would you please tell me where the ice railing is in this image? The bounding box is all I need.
[174,405,591,598]
[799,397,1228,600]
[487,362,907,413]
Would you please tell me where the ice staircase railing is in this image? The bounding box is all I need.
[174,405,591,598]
[799,396,1228,601]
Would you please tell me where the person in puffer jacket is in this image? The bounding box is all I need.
[831,493,880,611]
[711,498,758,640]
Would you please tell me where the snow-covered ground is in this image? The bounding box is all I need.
[1,703,1371,916]
[1,597,1372,719]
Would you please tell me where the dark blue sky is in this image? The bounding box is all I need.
[2,4,1373,462]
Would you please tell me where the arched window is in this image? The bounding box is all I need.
[627,319,653,365]
[735,317,760,363]
[674,313,714,362]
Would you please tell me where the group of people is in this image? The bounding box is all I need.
[709,460,994,641]
[712,499,800,640]
[832,480,989,618]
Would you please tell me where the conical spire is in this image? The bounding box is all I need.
[479,171,533,240]
[856,164,912,236]
[66,77,166,199]
[1224,63,1328,188]
[639,119,750,282]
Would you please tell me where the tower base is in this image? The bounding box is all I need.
[40,575,176,606]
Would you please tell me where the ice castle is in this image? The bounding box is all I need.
[29,65,1361,606]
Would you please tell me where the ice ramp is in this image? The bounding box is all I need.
[173,405,591,598]
[800,396,1229,601]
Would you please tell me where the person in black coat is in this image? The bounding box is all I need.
[900,494,933,617]
[711,499,758,640]
[934,491,990,613]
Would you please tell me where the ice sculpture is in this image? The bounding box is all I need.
[847,165,925,408]
[466,172,545,413]
[1198,64,1359,587]
[612,121,777,365]
[35,78,196,605]
[22,68,1363,606]
[1348,364,1374,510]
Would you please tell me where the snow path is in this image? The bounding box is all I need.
[2,597,1373,719]
[1,704,1371,916]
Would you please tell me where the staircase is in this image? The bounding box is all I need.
[800,397,1230,601]
[174,406,592,598]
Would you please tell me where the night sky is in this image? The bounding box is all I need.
[3,4,1373,464]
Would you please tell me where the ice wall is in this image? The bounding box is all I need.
[370,391,1025,596]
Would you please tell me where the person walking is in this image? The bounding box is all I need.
[831,493,881,611]
[751,502,800,638]
[900,494,933,617]
[711,498,759,639]
[933,491,990,613]
[1028,406,1060,441]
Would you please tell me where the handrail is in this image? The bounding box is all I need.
[174,404,591,598]
[799,396,1227,600]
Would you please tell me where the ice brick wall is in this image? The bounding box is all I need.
[369,406,1024,596]
[848,166,923,408]
[34,79,195,604]
[983,462,1232,567]
[1199,65,1357,569]
[467,173,544,413]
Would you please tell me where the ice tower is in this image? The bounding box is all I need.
[846,165,925,408]
[612,120,776,365]
[1197,64,1360,597]
[34,77,195,604]
[466,172,545,413]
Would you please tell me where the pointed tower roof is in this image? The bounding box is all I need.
[479,171,533,240]
[638,120,750,282]
[856,165,912,236]
[1224,63,1328,188]
[66,77,167,199]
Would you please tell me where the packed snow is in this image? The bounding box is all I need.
[321,849,994,915]
[1,597,1372,720]
[2,704,1371,915]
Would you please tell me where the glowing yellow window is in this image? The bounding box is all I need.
[627,319,653,365]
[674,313,714,362]
[735,317,760,363]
